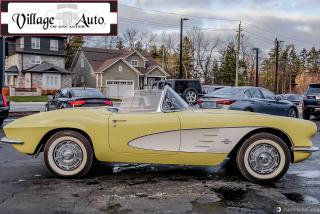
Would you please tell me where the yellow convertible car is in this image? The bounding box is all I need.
[1,86,318,182]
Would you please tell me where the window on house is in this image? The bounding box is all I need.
[80,58,85,68]
[31,38,40,49]
[20,37,24,49]
[32,56,42,64]
[131,60,138,67]
[119,65,122,72]
[50,40,59,51]
[44,74,60,88]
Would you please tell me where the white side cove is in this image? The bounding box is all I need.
[128,127,260,153]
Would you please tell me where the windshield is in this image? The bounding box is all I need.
[119,89,163,113]
[71,89,105,98]
[161,87,189,112]
[118,86,189,113]
[209,87,243,96]
[308,85,320,94]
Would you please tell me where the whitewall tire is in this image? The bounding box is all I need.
[44,130,93,178]
[236,133,290,183]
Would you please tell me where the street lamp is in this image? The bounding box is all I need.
[179,18,189,79]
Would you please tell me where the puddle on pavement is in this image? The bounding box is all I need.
[211,186,247,203]
[284,193,319,205]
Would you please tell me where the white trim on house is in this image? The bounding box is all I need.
[124,50,148,62]
[69,47,81,71]
[145,65,169,77]
[97,58,143,76]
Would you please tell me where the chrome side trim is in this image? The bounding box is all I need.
[292,146,319,153]
[1,137,24,145]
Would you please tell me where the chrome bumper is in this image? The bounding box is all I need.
[292,146,319,153]
[1,137,24,145]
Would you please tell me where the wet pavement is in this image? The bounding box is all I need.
[0,119,320,213]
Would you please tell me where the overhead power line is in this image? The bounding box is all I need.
[244,22,314,46]
[119,4,240,22]
[119,17,236,31]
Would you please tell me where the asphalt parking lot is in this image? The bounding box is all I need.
[0,118,320,214]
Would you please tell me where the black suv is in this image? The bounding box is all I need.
[303,83,320,120]
[152,79,202,104]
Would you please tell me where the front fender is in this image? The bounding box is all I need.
[3,108,110,161]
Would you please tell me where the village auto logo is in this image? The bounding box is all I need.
[0,1,118,35]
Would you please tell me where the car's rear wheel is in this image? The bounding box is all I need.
[236,133,290,183]
[288,107,298,118]
[303,109,311,120]
[183,89,198,104]
[44,130,93,178]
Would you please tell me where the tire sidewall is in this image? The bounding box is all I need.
[236,133,290,183]
[183,89,199,104]
[288,107,297,118]
[44,131,93,178]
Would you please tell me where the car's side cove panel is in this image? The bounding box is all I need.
[129,127,258,153]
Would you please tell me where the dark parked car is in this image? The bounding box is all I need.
[197,87,298,117]
[280,94,303,106]
[0,94,9,126]
[45,87,113,111]
[202,85,224,94]
[152,79,202,104]
[302,83,320,120]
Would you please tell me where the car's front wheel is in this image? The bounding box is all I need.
[44,130,93,178]
[236,133,290,183]
[288,107,298,118]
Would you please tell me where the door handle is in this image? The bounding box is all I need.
[112,120,127,127]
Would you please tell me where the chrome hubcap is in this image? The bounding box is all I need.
[248,143,280,174]
[186,92,197,103]
[53,141,83,171]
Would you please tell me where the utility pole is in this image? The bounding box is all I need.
[0,37,4,90]
[274,38,284,94]
[179,18,189,79]
[252,48,259,87]
[235,21,242,86]
[162,46,165,69]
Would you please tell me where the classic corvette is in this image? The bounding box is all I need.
[1,86,319,182]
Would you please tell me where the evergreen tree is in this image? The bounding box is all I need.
[216,42,236,86]
[65,36,84,69]
[182,36,193,79]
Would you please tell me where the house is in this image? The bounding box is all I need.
[70,47,169,98]
[5,36,72,93]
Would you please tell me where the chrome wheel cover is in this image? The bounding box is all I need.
[53,141,83,171]
[186,91,197,103]
[248,143,280,175]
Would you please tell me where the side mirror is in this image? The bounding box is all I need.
[275,95,282,101]
[48,95,54,101]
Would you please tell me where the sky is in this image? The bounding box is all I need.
[118,0,320,54]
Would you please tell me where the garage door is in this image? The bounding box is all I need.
[106,80,134,98]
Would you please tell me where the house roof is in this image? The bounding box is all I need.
[81,47,165,75]
[24,61,69,74]
[5,66,19,73]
